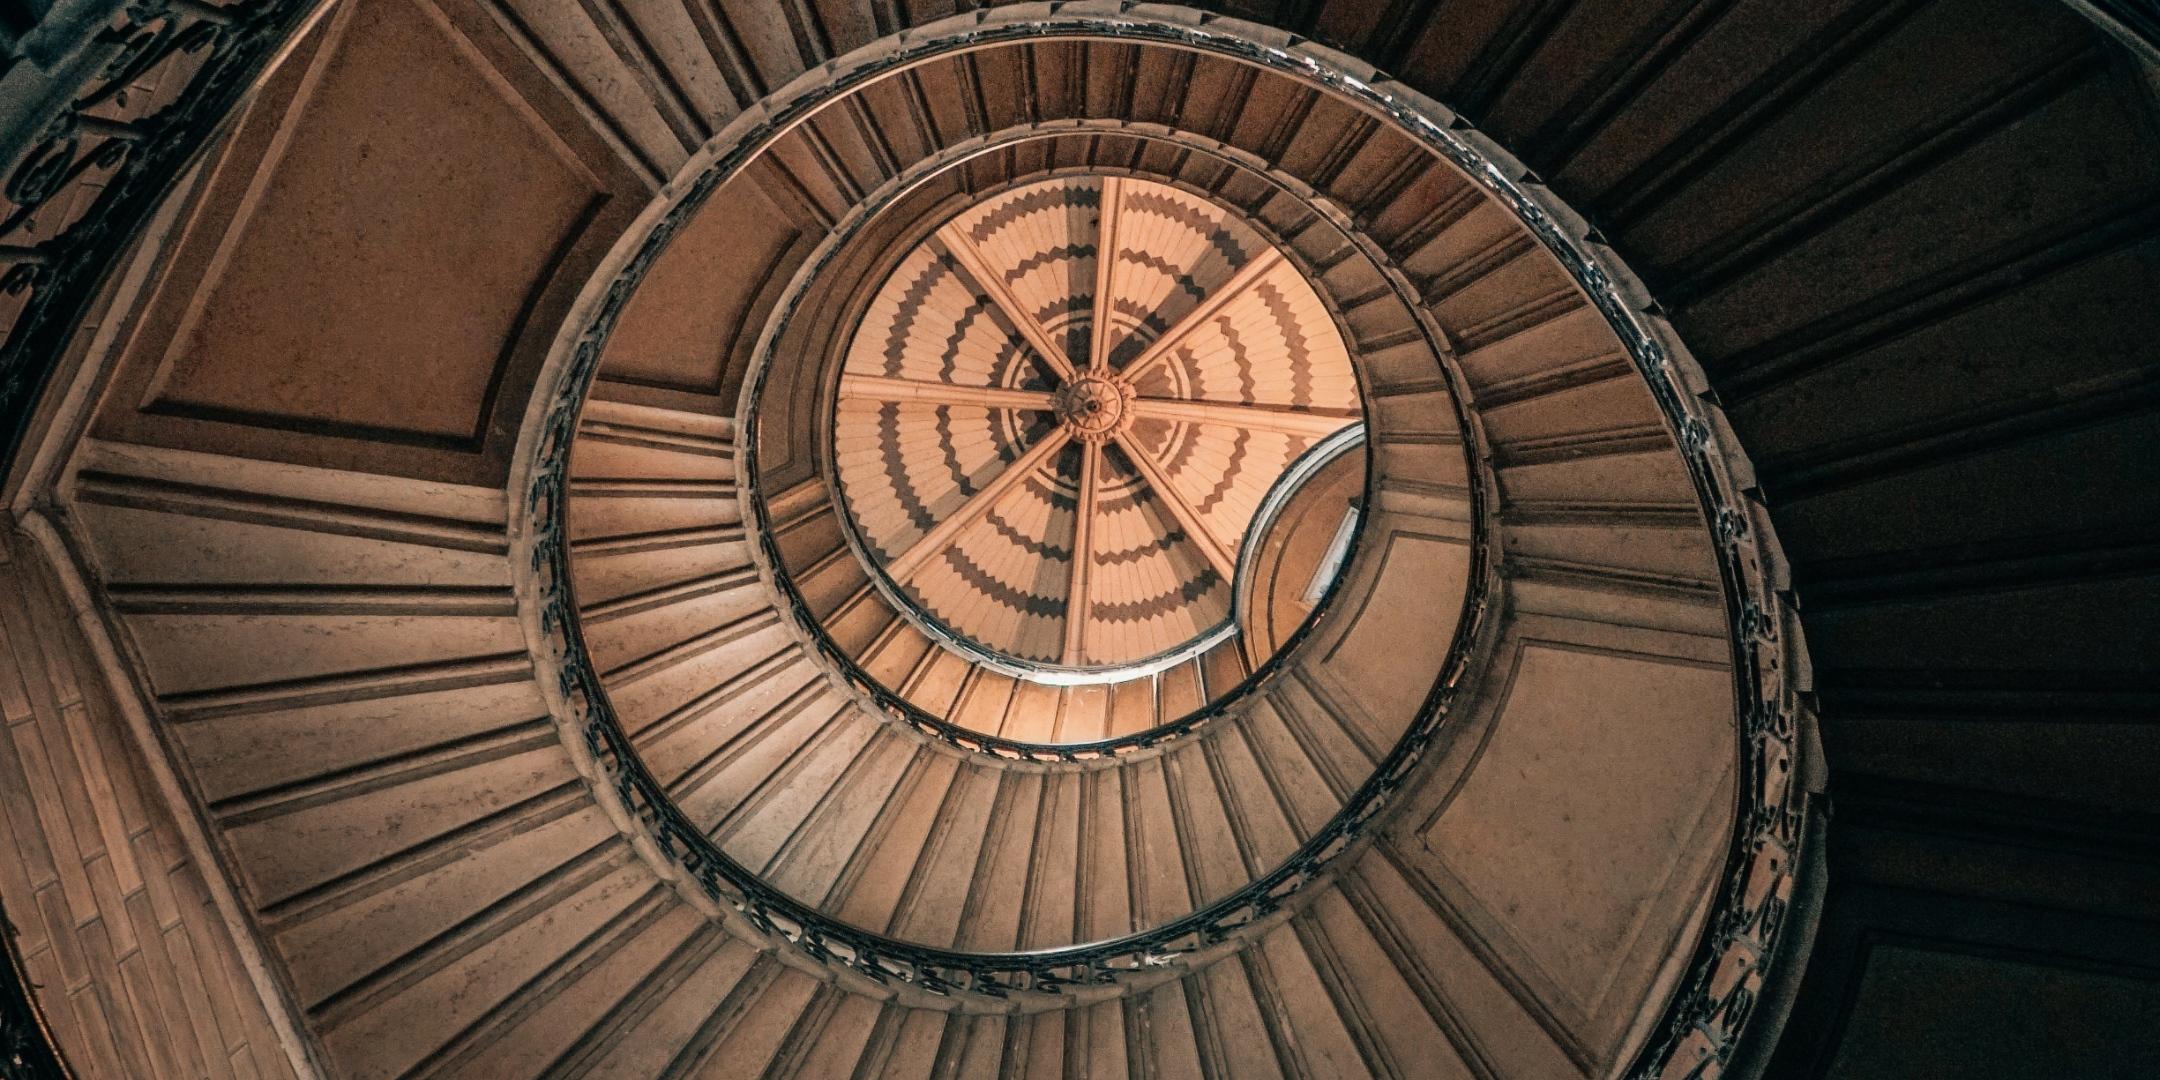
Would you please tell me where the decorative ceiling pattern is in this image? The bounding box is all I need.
[834,177,1360,670]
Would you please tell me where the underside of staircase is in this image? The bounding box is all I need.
[0,1,2155,1078]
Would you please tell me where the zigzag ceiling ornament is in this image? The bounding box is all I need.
[760,134,1395,760]
[828,174,1361,680]
[510,4,1816,1073]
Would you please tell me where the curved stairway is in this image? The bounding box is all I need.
[48,432,1730,1080]
[2,0,2154,1077]
[37,19,1749,1071]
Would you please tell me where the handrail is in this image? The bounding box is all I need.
[515,10,1810,1055]
[0,0,322,479]
[1,0,124,87]
[520,46,1494,996]
[0,0,2134,1063]
[739,168,1382,762]
[2065,0,2160,65]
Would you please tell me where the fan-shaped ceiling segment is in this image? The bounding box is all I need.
[833,176,1361,673]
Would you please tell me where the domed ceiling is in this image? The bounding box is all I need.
[832,176,1361,673]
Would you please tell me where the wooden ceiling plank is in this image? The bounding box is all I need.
[1089,176,1123,374]
[1127,397,1360,439]
[1113,247,1286,384]
[935,227,1080,384]
[1112,432,1237,583]
[885,428,1073,584]
[838,372,1059,412]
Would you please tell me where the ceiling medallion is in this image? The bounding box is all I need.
[829,174,1363,676]
[1052,374,1134,442]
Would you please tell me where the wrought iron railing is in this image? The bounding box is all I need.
[0,0,2142,1069]
[0,897,67,1079]
[512,8,1815,1066]
[2066,0,2160,64]
[519,27,1497,995]
[0,0,321,475]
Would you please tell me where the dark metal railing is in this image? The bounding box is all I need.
[517,10,1814,1066]
[1,897,68,1078]
[2066,0,2160,64]
[519,25,1497,992]
[0,0,322,476]
[0,0,2140,1069]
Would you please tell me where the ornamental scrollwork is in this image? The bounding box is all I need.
[0,0,320,468]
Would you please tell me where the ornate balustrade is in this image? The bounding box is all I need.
[519,22,1499,993]
[511,12,1811,1077]
[47,0,2160,1073]
[0,0,321,472]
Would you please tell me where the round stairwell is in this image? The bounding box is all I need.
[545,82,1504,965]
[522,10,1772,1065]
[11,7,1815,1077]
[3,0,2152,1078]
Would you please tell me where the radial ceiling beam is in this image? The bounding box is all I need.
[1115,247,1286,384]
[934,228,1079,384]
[1061,440,1102,663]
[838,373,1059,412]
[884,428,1073,585]
[1088,177,1123,374]
[1127,397,1360,439]
[1111,433,1238,583]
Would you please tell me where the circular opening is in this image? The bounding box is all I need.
[828,175,1369,682]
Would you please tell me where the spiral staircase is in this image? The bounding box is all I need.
[0,0,2155,1078]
